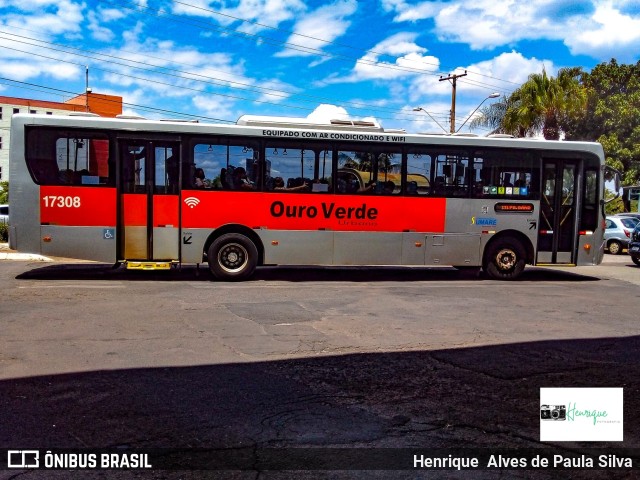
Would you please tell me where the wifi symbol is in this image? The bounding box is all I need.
[184,197,200,209]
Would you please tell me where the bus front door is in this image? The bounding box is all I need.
[537,160,577,264]
[120,140,180,265]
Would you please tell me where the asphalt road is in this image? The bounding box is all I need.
[0,254,639,479]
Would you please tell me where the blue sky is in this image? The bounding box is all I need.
[1,0,639,133]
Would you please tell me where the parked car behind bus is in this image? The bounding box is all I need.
[605,215,639,254]
[628,223,640,266]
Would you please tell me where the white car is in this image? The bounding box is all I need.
[605,215,639,254]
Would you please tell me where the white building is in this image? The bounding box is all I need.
[0,93,122,182]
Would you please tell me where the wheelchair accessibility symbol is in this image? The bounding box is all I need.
[103,228,115,240]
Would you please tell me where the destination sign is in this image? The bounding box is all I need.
[494,203,535,213]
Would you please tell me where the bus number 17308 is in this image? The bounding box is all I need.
[42,196,82,208]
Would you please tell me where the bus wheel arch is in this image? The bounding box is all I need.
[482,231,532,280]
[204,225,264,281]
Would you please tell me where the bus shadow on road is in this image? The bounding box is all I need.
[15,263,601,283]
[1,335,638,470]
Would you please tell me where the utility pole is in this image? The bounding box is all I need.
[439,70,467,133]
[85,66,90,112]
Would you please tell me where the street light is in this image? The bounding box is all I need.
[412,107,448,134]
[455,92,500,133]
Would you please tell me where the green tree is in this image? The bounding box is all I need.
[563,59,640,185]
[0,181,8,204]
[509,67,586,140]
[470,95,530,137]
[472,68,586,140]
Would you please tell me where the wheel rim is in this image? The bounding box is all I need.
[495,248,517,271]
[609,242,620,254]
[217,242,248,273]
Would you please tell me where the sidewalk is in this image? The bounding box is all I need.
[0,242,52,261]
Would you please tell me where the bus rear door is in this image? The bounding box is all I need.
[119,139,180,267]
[538,159,578,264]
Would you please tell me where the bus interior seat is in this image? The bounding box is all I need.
[264,176,275,191]
[220,168,228,189]
[222,166,236,190]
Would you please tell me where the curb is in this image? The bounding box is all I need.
[0,252,53,261]
[0,243,53,261]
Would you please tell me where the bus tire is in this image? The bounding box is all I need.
[208,233,258,281]
[483,237,526,280]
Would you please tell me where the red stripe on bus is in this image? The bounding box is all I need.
[40,186,116,226]
[122,194,147,226]
[181,191,447,232]
[153,195,179,227]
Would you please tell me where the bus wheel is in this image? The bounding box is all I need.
[483,238,526,280]
[208,233,258,281]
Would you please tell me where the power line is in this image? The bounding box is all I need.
[0,2,524,123]
[130,0,522,90]
[0,77,234,123]
[0,31,452,123]
[110,0,520,96]
[107,0,449,80]
[166,0,523,90]
[0,4,521,127]
[118,0,444,73]
[0,30,439,116]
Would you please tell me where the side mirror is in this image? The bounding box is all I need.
[603,165,622,204]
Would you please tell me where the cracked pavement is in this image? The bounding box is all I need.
[1,258,639,479]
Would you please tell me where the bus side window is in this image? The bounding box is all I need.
[28,157,60,185]
[405,151,431,195]
[264,144,326,193]
[473,151,538,199]
[26,129,112,186]
[189,143,259,190]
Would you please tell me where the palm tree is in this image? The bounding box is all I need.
[472,67,586,140]
[470,95,531,137]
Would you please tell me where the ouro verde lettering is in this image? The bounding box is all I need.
[270,201,378,220]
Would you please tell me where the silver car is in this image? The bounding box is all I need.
[605,215,639,254]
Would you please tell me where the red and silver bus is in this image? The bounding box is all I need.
[9,113,614,280]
